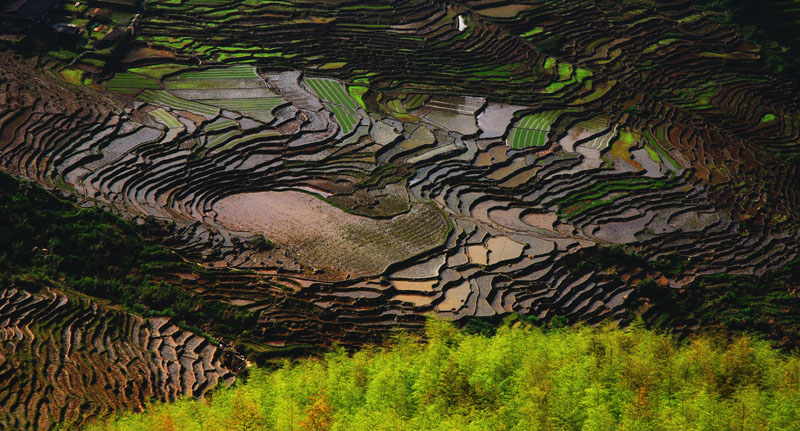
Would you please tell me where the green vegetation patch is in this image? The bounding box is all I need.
[164,79,257,90]
[89,320,800,431]
[327,103,358,132]
[139,90,220,116]
[103,72,161,95]
[347,85,369,110]
[644,131,681,171]
[127,64,188,80]
[520,27,544,37]
[645,144,662,163]
[506,110,563,149]
[177,65,258,80]
[557,62,573,80]
[211,130,281,152]
[306,77,361,134]
[306,77,359,111]
[404,93,428,111]
[206,129,240,148]
[575,67,593,82]
[59,68,86,86]
[149,108,183,129]
[319,61,346,70]
[204,118,238,132]
[558,175,683,218]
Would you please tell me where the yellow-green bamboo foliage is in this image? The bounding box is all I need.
[87,320,800,431]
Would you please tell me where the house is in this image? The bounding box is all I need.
[0,0,61,33]
[52,22,80,37]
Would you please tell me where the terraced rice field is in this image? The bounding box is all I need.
[506,110,563,148]
[213,190,449,276]
[102,72,160,95]
[197,98,283,112]
[582,125,617,151]
[0,288,232,431]
[139,90,220,116]
[150,108,183,129]
[177,66,258,80]
[305,77,360,134]
[2,0,800,428]
[145,66,289,123]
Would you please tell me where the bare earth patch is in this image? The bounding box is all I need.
[212,190,450,278]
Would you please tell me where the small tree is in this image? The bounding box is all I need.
[250,235,274,251]
[300,390,334,431]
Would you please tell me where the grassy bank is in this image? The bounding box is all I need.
[88,320,800,431]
